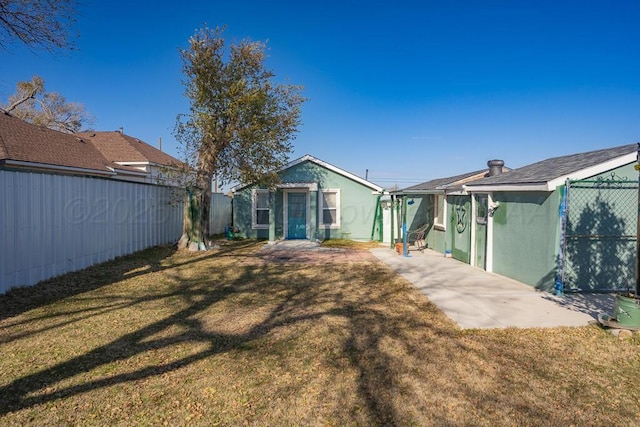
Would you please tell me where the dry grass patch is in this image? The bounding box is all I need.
[0,240,639,426]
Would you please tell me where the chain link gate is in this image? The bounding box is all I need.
[560,174,638,292]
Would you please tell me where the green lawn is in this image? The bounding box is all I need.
[1,240,639,426]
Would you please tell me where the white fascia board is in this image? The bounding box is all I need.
[464,183,551,192]
[277,182,318,191]
[115,162,149,172]
[107,166,149,177]
[546,152,637,189]
[465,152,637,193]
[2,160,116,176]
[445,189,468,196]
[393,189,444,195]
[115,161,150,166]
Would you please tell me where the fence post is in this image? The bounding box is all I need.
[555,179,569,296]
[635,142,640,296]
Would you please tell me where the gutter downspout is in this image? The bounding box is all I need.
[636,143,640,295]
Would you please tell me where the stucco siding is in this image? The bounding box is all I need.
[491,191,560,291]
[426,228,447,253]
[592,163,636,181]
[404,195,430,231]
[233,188,268,240]
[233,160,380,241]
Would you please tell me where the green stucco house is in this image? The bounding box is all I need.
[232,155,384,242]
[396,143,638,293]
[391,165,501,262]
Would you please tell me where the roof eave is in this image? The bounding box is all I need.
[391,189,444,195]
[465,151,637,192]
[107,166,150,177]
[231,154,385,193]
[546,151,637,188]
[465,183,551,192]
[1,159,116,176]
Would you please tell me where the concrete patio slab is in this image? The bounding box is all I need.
[256,240,377,263]
[371,247,615,329]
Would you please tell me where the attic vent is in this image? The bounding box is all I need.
[487,159,504,176]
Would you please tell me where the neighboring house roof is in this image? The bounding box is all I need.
[0,111,181,181]
[232,154,384,193]
[0,111,115,175]
[465,143,638,192]
[76,131,180,167]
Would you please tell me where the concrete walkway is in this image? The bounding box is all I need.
[371,247,615,329]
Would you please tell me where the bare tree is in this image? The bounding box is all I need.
[2,75,93,133]
[0,0,78,52]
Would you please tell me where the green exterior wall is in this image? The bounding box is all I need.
[404,195,430,231]
[400,194,464,254]
[489,162,636,291]
[426,226,447,253]
[491,191,560,291]
[593,163,636,181]
[401,195,447,252]
[233,160,380,241]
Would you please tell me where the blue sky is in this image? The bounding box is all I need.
[2,0,639,190]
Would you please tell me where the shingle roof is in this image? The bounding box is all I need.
[76,131,179,166]
[0,113,181,178]
[0,111,114,173]
[466,143,637,187]
[400,169,488,192]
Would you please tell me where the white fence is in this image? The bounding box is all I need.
[0,170,184,294]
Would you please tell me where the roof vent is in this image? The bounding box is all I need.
[487,159,504,176]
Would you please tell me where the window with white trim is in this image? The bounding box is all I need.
[252,189,269,229]
[319,189,340,228]
[434,194,446,229]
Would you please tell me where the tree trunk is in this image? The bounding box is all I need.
[177,170,214,251]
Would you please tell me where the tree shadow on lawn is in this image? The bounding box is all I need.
[0,240,459,424]
[0,240,260,323]
[5,241,634,425]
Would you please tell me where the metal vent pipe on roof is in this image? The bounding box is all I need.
[487,159,504,176]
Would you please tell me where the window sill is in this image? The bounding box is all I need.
[434,224,446,231]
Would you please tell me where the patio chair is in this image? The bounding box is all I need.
[407,224,428,252]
